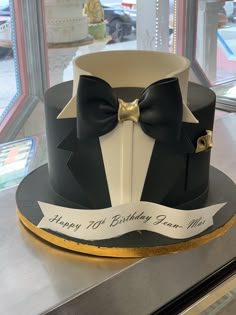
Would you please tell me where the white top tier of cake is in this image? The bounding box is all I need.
[57,51,198,206]
[44,0,88,43]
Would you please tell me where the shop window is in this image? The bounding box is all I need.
[185,0,236,110]
[0,0,18,135]
[43,0,181,87]
[0,0,48,143]
[0,0,186,141]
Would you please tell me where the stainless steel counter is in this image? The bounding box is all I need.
[1,114,236,315]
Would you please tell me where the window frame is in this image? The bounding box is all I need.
[184,0,236,110]
[0,0,48,142]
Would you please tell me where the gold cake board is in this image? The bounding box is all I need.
[16,164,236,258]
[17,209,236,258]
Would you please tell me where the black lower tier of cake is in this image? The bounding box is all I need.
[44,81,215,210]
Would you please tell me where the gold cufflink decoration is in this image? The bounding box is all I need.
[118,99,140,123]
[196,130,213,153]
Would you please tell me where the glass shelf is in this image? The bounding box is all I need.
[181,274,236,315]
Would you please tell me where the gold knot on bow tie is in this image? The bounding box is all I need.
[118,98,140,123]
[196,130,213,153]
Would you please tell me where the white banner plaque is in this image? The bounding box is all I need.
[37,201,225,241]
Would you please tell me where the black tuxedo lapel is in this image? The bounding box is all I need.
[59,128,111,209]
[141,140,187,204]
[141,123,196,206]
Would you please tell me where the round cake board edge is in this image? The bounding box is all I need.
[16,165,236,258]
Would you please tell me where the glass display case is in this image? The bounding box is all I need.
[0,1,235,313]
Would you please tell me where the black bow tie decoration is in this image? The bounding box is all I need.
[76,75,186,144]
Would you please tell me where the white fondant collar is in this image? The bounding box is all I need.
[58,50,198,124]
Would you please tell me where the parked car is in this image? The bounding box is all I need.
[121,0,136,10]
[102,5,134,42]
[122,7,136,29]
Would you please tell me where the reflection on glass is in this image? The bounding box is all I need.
[0,137,35,189]
[0,0,19,122]
[196,0,236,87]
[44,0,176,87]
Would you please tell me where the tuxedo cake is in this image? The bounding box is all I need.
[45,50,215,210]
[16,50,236,257]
